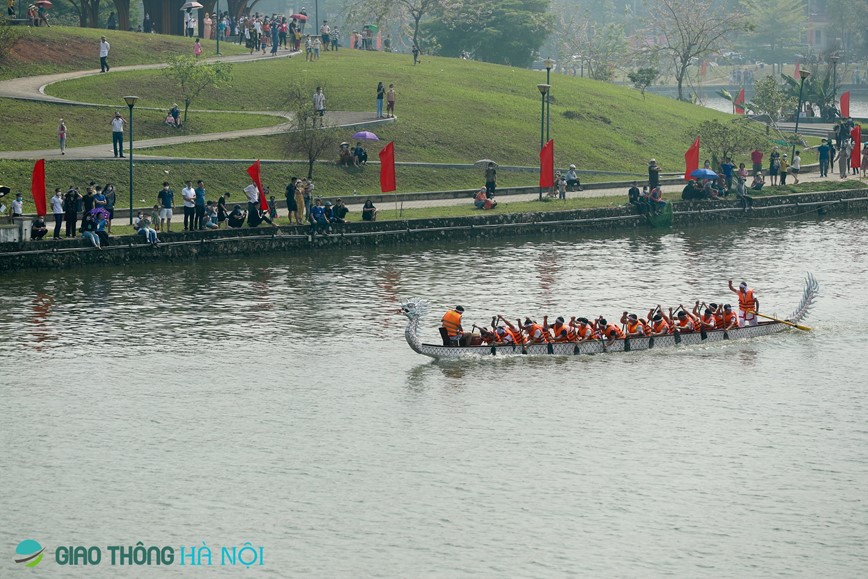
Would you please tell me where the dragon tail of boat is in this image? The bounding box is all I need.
[789,273,820,324]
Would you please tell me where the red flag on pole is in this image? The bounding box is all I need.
[379,141,396,192]
[31,159,46,216]
[246,160,268,211]
[793,60,800,78]
[851,126,862,170]
[840,91,850,118]
[684,136,700,180]
[734,88,745,115]
[539,139,554,188]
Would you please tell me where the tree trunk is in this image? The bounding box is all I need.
[307,159,314,180]
[183,99,190,125]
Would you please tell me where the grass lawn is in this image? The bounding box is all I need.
[0,98,281,152]
[0,26,250,81]
[45,48,740,170]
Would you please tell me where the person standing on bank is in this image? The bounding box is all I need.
[313,86,326,127]
[58,118,67,155]
[50,188,64,239]
[181,179,196,231]
[648,159,661,188]
[110,111,125,158]
[484,162,497,197]
[99,36,110,72]
[376,81,385,119]
[386,83,396,118]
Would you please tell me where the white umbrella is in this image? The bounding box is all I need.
[180,1,203,10]
[475,159,497,167]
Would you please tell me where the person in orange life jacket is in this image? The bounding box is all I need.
[620,312,649,337]
[729,279,759,326]
[720,304,740,329]
[495,315,524,344]
[693,301,717,330]
[595,317,625,344]
[570,317,595,341]
[647,312,671,336]
[544,315,574,342]
[522,317,549,344]
[440,305,464,345]
[670,308,696,333]
[708,302,725,328]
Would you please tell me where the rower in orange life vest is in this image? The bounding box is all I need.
[670,307,697,333]
[440,305,465,346]
[544,315,575,342]
[693,301,717,331]
[719,303,739,329]
[521,317,549,344]
[646,311,672,336]
[595,316,625,344]
[495,315,525,345]
[729,279,759,326]
[569,316,595,341]
[620,312,650,337]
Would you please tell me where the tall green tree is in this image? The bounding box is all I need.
[423,0,553,67]
[738,0,806,74]
[694,119,769,167]
[641,0,751,101]
[748,75,794,123]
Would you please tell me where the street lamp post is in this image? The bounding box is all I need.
[124,95,138,225]
[544,58,555,143]
[792,70,810,161]
[215,0,221,56]
[830,53,839,111]
[537,83,550,201]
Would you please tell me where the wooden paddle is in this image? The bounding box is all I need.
[749,310,812,331]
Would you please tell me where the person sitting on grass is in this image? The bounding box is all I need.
[227,205,246,228]
[353,143,368,166]
[247,200,277,228]
[750,172,765,191]
[203,201,219,229]
[362,199,377,221]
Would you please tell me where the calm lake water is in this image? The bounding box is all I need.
[1,215,867,577]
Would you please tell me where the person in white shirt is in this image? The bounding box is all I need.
[11,193,24,217]
[181,180,196,231]
[110,111,125,158]
[99,36,110,72]
[790,151,802,184]
[313,86,325,126]
[50,188,64,239]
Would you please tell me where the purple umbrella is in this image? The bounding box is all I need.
[89,207,110,221]
[352,131,379,141]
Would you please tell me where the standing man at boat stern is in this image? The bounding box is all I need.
[441,306,465,346]
[729,280,759,326]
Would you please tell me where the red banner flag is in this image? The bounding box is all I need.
[793,60,799,78]
[851,126,862,170]
[246,160,269,211]
[734,88,745,115]
[379,141,396,192]
[31,159,46,216]
[539,139,554,188]
[684,136,700,180]
[840,91,850,118]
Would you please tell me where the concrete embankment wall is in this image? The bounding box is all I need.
[2,189,867,272]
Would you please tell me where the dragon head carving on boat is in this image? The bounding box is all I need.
[400,298,429,355]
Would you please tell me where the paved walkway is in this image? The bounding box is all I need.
[0,48,392,161]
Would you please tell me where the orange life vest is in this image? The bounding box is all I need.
[550,322,574,342]
[600,323,625,340]
[700,313,716,329]
[441,310,462,337]
[713,311,725,327]
[738,288,756,312]
[723,311,739,328]
[526,323,549,343]
[650,318,670,334]
[675,317,695,332]
[573,323,593,340]
[626,320,649,336]
[508,327,525,345]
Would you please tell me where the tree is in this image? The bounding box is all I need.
[396,0,441,50]
[0,20,18,63]
[283,83,341,180]
[161,56,232,126]
[695,119,769,168]
[747,75,794,124]
[738,0,806,75]
[563,21,629,81]
[423,0,553,67]
[627,67,659,99]
[641,0,751,101]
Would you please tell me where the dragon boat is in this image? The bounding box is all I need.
[400,274,819,360]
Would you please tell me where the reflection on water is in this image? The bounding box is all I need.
[0,216,867,576]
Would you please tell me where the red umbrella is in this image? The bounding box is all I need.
[290,13,308,21]
[34,0,52,6]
